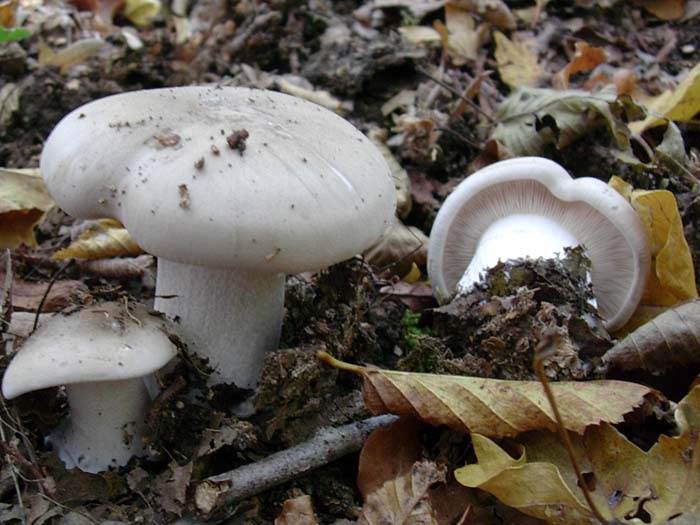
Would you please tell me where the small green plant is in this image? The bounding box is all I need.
[401,310,434,348]
[0,27,31,44]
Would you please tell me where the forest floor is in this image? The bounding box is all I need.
[1,0,700,523]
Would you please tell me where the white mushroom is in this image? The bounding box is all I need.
[1,302,177,473]
[40,87,396,387]
[428,157,650,330]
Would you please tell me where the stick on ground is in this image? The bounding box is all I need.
[194,414,398,514]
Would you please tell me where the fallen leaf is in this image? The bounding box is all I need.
[358,417,485,525]
[603,299,700,373]
[38,38,106,74]
[554,41,606,89]
[455,386,700,525]
[398,25,442,45]
[318,353,654,438]
[276,77,346,113]
[610,177,698,308]
[0,27,30,43]
[0,273,90,312]
[0,0,15,27]
[0,168,55,249]
[633,189,697,305]
[632,62,700,131]
[442,5,484,65]
[449,0,516,29]
[364,218,429,279]
[53,218,144,260]
[491,86,637,157]
[494,31,546,88]
[275,494,319,525]
[123,0,160,26]
[634,0,686,19]
[0,82,21,127]
[152,461,193,515]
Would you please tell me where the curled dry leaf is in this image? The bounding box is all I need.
[358,417,489,525]
[449,0,516,29]
[603,299,700,373]
[0,168,55,249]
[455,386,700,525]
[0,274,90,312]
[38,38,106,74]
[318,353,654,438]
[364,218,428,279]
[53,218,144,260]
[275,494,319,525]
[554,41,606,89]
[493,31,546,88]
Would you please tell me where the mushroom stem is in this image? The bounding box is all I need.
[52,378,150,473]
[154,259,285,387]
[458,213,579,292]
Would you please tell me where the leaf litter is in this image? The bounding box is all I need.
[1,0,700,522]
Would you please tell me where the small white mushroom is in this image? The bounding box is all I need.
[39,87,396,387]
[428,157,650,330]
[1,302,177,473]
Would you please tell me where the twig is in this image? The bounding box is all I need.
[533,332,610,524]
[32,260,72,334]
[195,414,398,513]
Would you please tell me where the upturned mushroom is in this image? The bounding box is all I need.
[1,302,177,473]
[428,157,650,330]
[40,87,396,387]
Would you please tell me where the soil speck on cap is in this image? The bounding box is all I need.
[194,157,204,170]
[226,129,249,155]
[178,184,190,209]
[210,144,220,155]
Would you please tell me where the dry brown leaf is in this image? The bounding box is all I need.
[364,218,428,279]
[634,0,686,19]
[603,299,700,373]
[275,495,319,525]
[53,218,144,260]
[0,0,16,27]
[152,461,193,515]
[455,386,700,525]
[554,41,606,89]
[449,0,516,29]
[319,354,654,438]
[0,168,55,249]
[38,39,106,74]
[358,418,488,525]
[0,273,90,312]
[494,31,546,88]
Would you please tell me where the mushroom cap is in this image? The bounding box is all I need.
[428,157,650,330]
[40,87,396,274]
[2,302,177,399]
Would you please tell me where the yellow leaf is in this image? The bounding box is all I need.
[123,0,160,26]
[319,353,654,438]
[0,168,55,249]
[494,31,545,88]
[444,5,483,66]
[631,190,697,305]
[53,218,144,260]
[632,62,700,131]
[455,387,700,525]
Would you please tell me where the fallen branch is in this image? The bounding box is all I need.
[194,414,398,514]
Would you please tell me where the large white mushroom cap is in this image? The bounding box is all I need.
[2,302,176,399]
[428,157,650,330]
[40,87,396,273]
